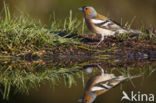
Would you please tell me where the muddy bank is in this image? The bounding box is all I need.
[18,32,156,62]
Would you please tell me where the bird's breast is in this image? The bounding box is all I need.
[85,19,97,33]
[85,18,115,36]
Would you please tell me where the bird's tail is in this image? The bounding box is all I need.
[127,29,143,35]
[117,74,142,82]
[128,74,142,79]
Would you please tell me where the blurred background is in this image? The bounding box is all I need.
[0,1,156,103]
[0,0,156,29]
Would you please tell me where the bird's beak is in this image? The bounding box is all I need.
[78,7,83,11]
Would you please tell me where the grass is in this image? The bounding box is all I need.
[0,3,88,100]
[0,56,156,100]
[0,3,155,58]
[0,59,84,100]
[0,3,86,56]
[0,2,156,101]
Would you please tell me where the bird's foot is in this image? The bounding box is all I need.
[96,42,102,47]
[97,64,105,76]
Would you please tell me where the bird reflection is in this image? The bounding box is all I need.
[79,65,142,103]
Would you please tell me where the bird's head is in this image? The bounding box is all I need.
[78,92,97,103]
[78,6,97,18]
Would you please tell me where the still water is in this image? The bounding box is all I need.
[0,0,156,103]
[0,55,156,103]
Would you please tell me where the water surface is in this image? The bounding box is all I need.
[0,55,156,103]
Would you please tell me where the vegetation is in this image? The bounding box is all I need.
[0,3,156,58]
[0,3,156,101]
[0,60,83,100]
[0,3,86,56]
[0,55,156,100]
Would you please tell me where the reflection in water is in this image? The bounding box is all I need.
[0,55,156,103]
[79,65,142,103]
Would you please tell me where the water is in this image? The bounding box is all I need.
[0,55,156,103]
[0,0,156,103]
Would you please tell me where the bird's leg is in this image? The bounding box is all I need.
[97,64,105,76]
[96,34,104,47]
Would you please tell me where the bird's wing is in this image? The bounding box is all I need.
[91,18,122,30]
[91,76,127,92]
[91,18,127,32]
[90,79,115,92]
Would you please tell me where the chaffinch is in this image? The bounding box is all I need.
[79,65,142,103]
[78,6,142,46]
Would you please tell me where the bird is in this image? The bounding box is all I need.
[78,6,142,46]
[79,65,142,103]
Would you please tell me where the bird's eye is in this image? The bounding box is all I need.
[85,8,88,10]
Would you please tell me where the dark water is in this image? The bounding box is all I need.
[0,0,156,103]
[8,76,156,103]
[0,55,156,103]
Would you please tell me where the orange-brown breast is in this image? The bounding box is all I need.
[83,92,94,103]
[85,18,97,33]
